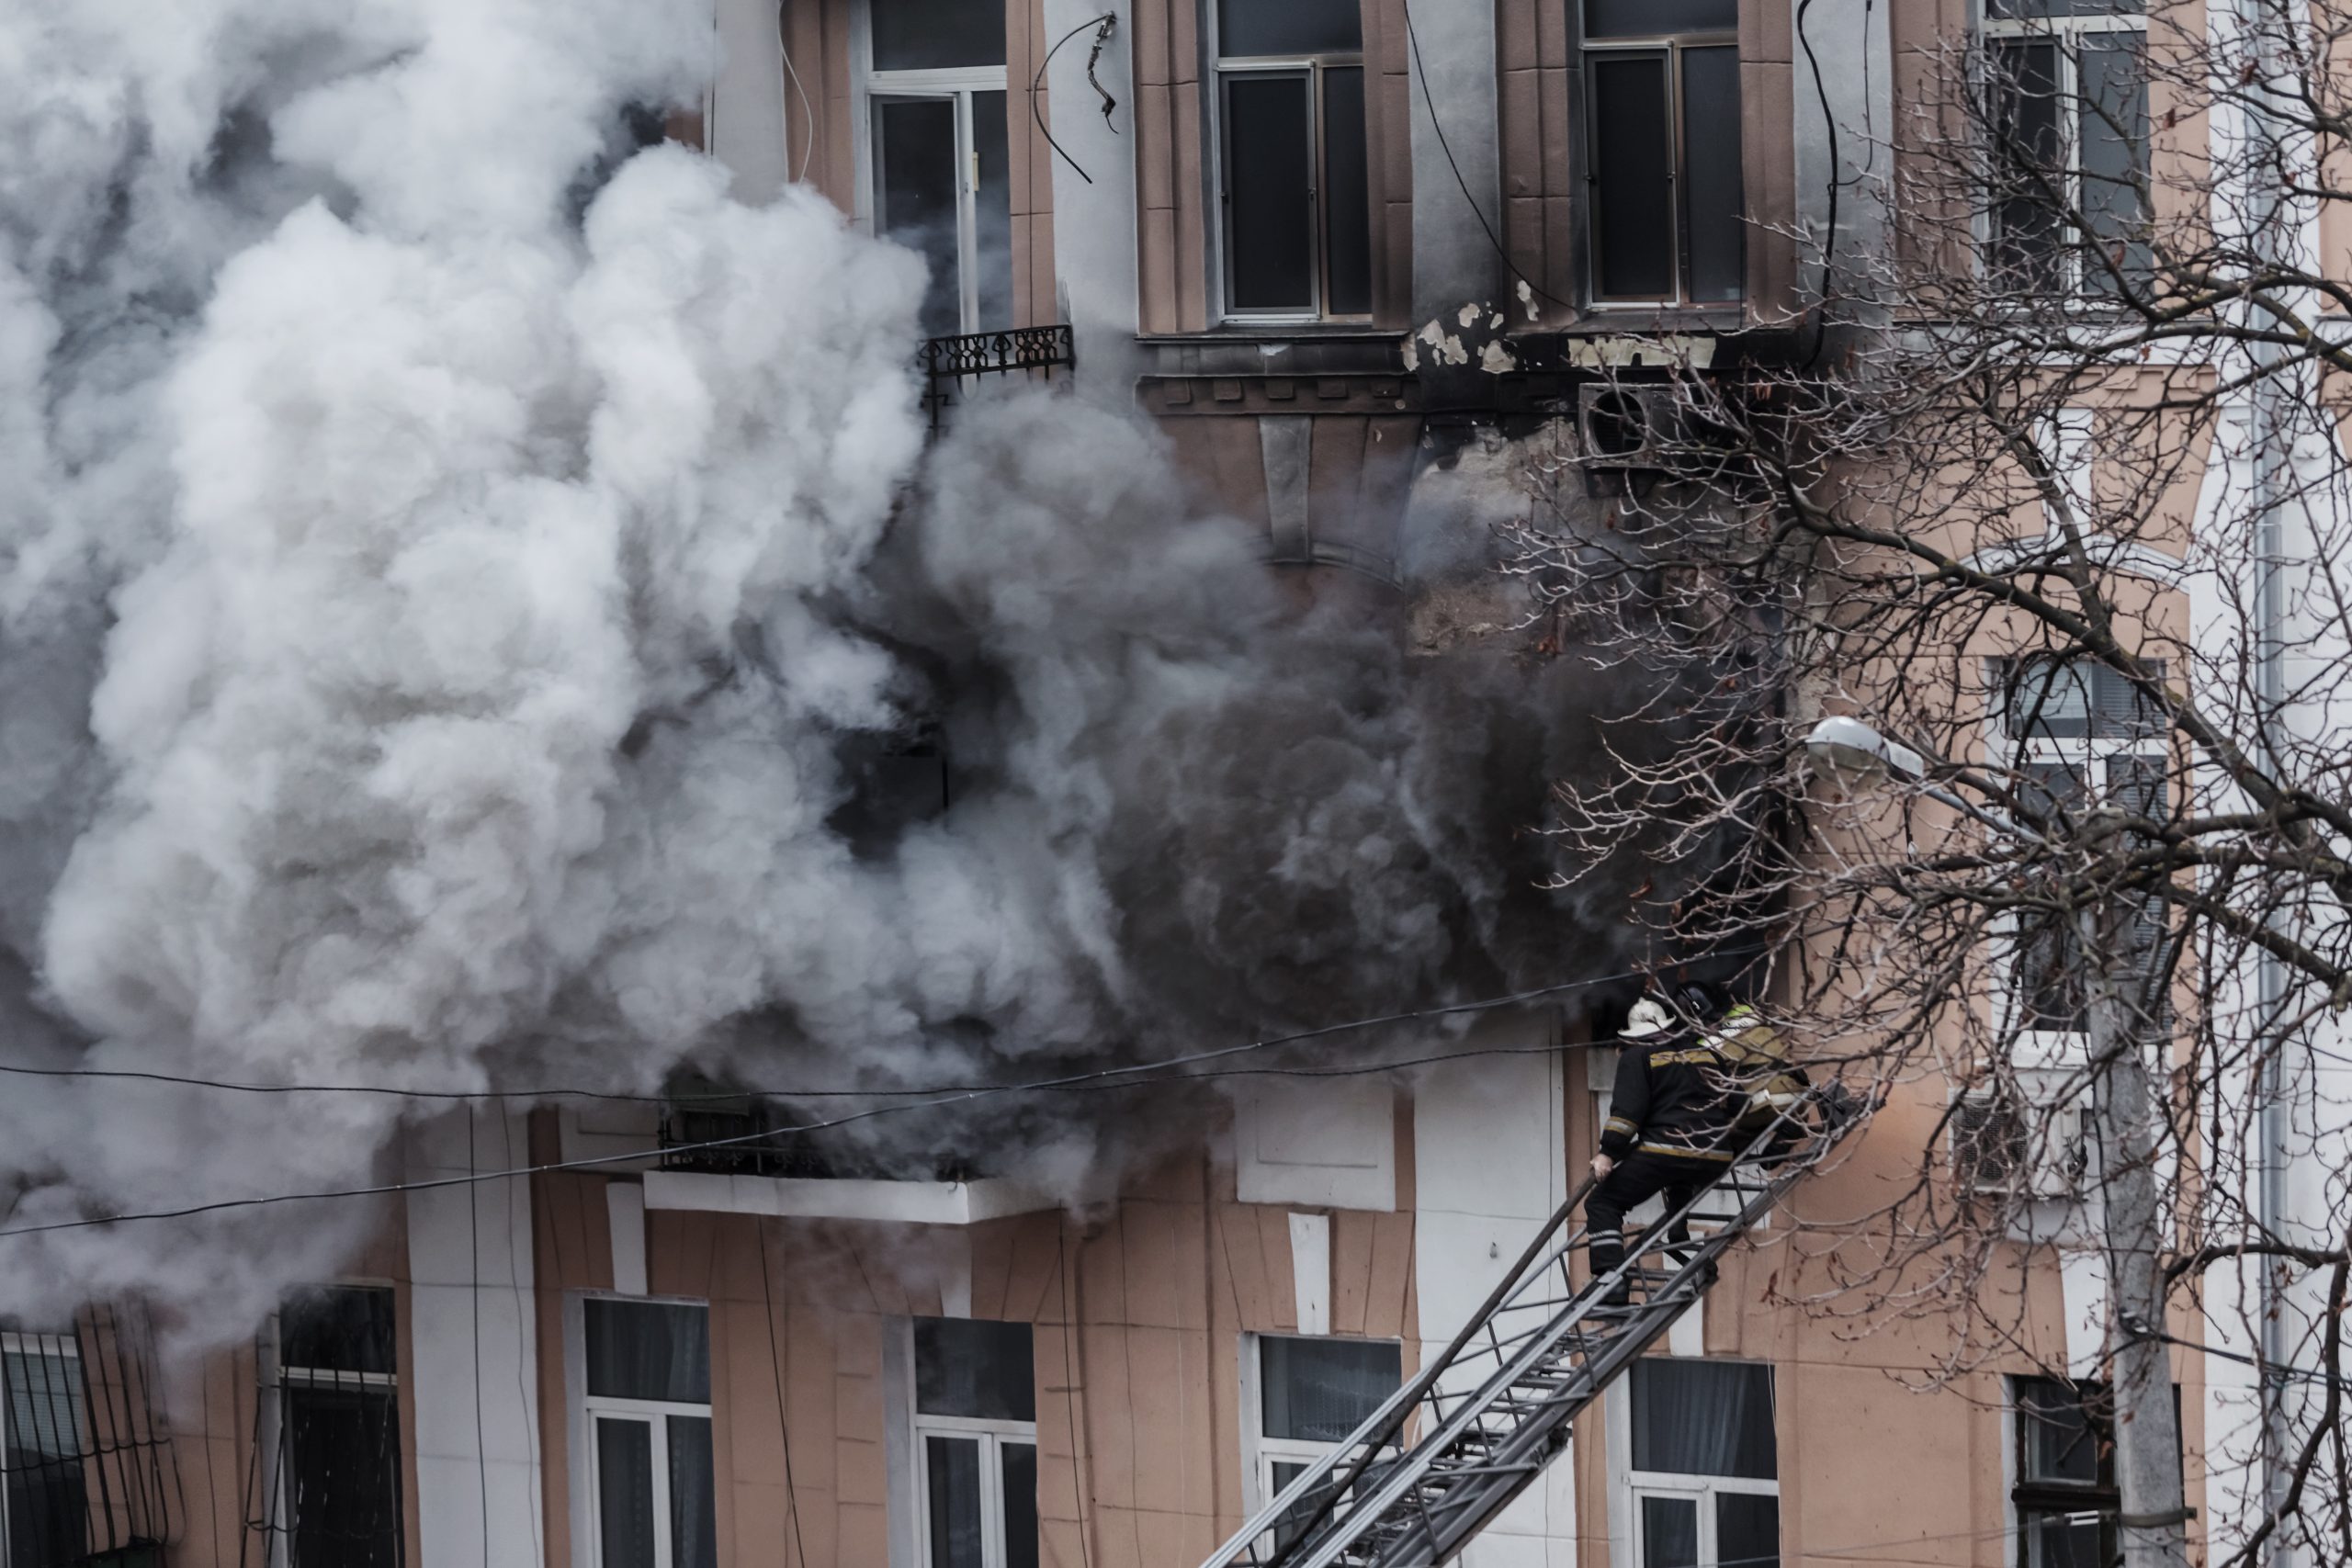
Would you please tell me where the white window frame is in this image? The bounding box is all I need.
[851,0,1010,337]
[260,1283,402,1568]
[0,1329,86,1568]
[1204,4,1373,326]
[1984,649,2168,1057]
[1577,4,1743,309]
[567,1292,716,1568]
[1238,1333,1403,1520]
[1977,1,2149,294]
[910,1413,1036,1568]
[896,1319,1038,1568]
[1604,1358,1781,1568]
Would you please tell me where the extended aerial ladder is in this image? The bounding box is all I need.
[1199,1084,1863,1568]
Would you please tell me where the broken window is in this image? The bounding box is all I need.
[1626,1359,1779,1568]
[1984,0,2150,295]
[1250,1336,1401,1551]
[272,1285,403,1568]
[1583,0,1745,305]
[865,0,1014,337]
[912,1318,1037,1568]
[1215,0,1374,320]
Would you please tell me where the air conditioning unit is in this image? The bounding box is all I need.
[1950,1089,2085,1200]
[1577,382,1683,471]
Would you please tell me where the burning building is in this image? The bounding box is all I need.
[0,2,2254,1567]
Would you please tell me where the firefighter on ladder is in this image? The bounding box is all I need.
[1584,983,1805,1309]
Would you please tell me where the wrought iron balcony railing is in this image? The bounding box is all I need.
[917,324,1076,430]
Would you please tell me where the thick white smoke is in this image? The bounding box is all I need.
[0,0,1671,1337]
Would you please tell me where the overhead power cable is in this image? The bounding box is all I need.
[0,958,1718,1105]
[0,966,1704,1242]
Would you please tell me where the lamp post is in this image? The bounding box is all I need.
[1804,718,2191,1568]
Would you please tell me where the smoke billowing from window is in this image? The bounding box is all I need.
[0,0,1688,1337]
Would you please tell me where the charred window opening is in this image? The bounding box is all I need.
[830,721,953,857]
[1214,0,1373,321]
[658,1073,1001,1182]
[1582,0,1744,306]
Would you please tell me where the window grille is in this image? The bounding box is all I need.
[0,1304,177,1568]
[246,1284,403,1568]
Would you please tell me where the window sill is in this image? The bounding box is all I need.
[641,1168,1060,1224]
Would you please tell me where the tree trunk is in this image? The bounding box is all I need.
[2085,903,2192,1568]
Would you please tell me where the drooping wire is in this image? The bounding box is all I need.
[1397,0,1577,316]
[1032,12,1119,186]
[1057,1224,1093,1568]
[466,1104,490,1568]
[752,1217,810,1567]
[0,964,1733,1241]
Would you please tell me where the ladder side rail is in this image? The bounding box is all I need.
[1200,1174,1602,1568]
[1305,1098,1857,1568]
[1406,1168,1815,1566]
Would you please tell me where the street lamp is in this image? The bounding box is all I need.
[1802,717,2188,1568]
[1804,715,1927,784]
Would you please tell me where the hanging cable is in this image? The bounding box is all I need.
[1397,0,1577,316]
[1032,12,1118,186]
[753,1218,810,1568]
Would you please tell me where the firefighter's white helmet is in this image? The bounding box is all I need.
[1620,998,1673,1040]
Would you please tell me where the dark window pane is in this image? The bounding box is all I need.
[1631,1360,1777,1480]
[1322,66,1373,315]
[585,1300,711,1404]
[286,1384,402,1568]
[2089,660,2165,739]
[1718,1493,1781,1568]
[1680,46,1745,302]
[1587,0,1738,36]
[1640,1495,1699,1568]
[1220,0,1361,57]
[876,97,964,338]
[1590,53,1675,298]
[2023,1506,2109,1568]
[2079,33,2151,294]
[596,1419,658,1568]
[1991,40,2064,287]
[915,1318,1035,1421]
[972,92,1015,331]
[281,1286,397,1376]
[1269,1461,1319,1553]
[4,1348,88,1568]
[1260,1337,1400,1443]
[925,1435,985,1568]
[2018,1379,2110,1485]
[872,0,1005,70]
[1002,1441,1039,1568]
[668,1416,717,1568]
[1225,73,1316,311]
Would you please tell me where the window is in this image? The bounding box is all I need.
[912,1318,1037,1568]
[1984,0,2149,294]
[1991,659,2170,1034]
[1214,0,1374,321]
[2,1331,87,1568]
[1582,0,1745,305]
[1626,1359,1779,1568]
[582,1299,717,1568]
[862,0,1013,337]
[1248,1337,1401,1551]
[2013,1377,2117,1568]
[270,1286,403,1568]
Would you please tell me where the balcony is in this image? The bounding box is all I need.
[917,324,1076,430]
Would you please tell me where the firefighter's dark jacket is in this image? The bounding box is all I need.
[1600,1030,1741,1163]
